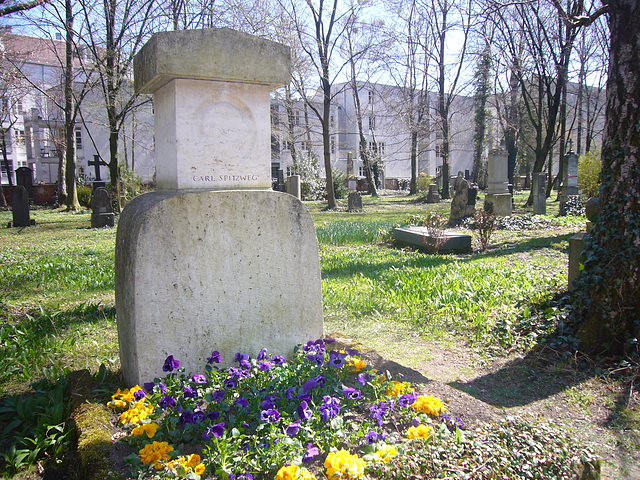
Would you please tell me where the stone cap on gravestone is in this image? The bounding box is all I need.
[134,28,291,94]
[133,28,291,192]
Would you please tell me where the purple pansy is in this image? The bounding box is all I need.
[143,382,155,392]
[260,408,280,424]
[212,390,225,401]
[329,351,346,368]
[320,396,341,422]
[303,378,318,394]
[297,400,313,421]
[303,443,320,462]
[208,411,220,421]
[235,397,249,409]
[257,348,269,361]
[133,389,146,401]
[398,392,418,408]
[162,355,180,372]
[224,377,238,389]
[286,386,295,400]
[306,353,325,367]
[271,355,286,365]
[258,361,273,371]
[184,385,198,398]
[207,350,221,364]
[285,420,301,436]
[203,422,225,439]
[365,431,379,444]
[158,395,176,409]
[234,352,249,363]
[192,374,207,384]
[343,387,362,400]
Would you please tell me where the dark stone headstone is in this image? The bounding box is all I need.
[464,169,471,181]
[348,192,363,212]
[92,181,107,191]
[468,187,478,206]
[426,184,440,203]
[393,227,472,254]
[90,187,115,228]
[10,185,33,227]
[532,172,547,215]
[15,167,34,198]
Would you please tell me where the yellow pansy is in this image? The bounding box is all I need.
[325,450,365,480]
[275,464,299,480]
[131,422,159,438]
[406,424,434,439]
[410,395,447,416]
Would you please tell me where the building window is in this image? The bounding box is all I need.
[283,140,293,151]
[75,127,83,150]
[286,165,295,176]
[359,165,367,177]
[294,110,301,126]
[368,90,374,103]
[330,137,335,154]
[368,115,375,130]
[330,113,335,128]
[368,141,385,156]
[14,129,25,145]
[301,141,310,151]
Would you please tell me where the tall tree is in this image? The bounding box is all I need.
[471,30,492,186]
[286,0,348,209]
[426,0,472,199]
[553,0,640,354]
[343,3,383,197]
[78,0,156,211]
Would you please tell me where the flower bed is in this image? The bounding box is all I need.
[108,338,600,479]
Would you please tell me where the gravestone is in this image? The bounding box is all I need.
[485,149,512,216]
[286,174,301,199]
[560,151,580,212]
[425,183,440,203]
[90,187,115,228]
[346,152,354,177]
[10,185,34,227]
[532,172,547,215]
[15,167,34,198]
[117,28,322,386]
[450,171,475,221]
[348,192,363,212]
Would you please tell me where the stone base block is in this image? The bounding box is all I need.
[348,192,363,212]
[393,227,472,253]
[91,213,115,228]
[485,193,512,217]
[115,190,324,386]
[568,232,587,291]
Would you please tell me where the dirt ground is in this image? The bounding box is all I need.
[340,333,640,480]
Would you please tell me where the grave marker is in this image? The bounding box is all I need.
[90,187,115,228]
[532,172,546,215]
[116,28,322,386]
[485,149,512,216]
[10,185,33,227]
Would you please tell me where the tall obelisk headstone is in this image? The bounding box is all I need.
[116,28,323,386]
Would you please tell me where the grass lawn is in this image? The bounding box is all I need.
[0,192,637,479]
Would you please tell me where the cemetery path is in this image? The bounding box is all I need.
[333,333,640,480]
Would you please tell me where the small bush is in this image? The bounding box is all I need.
[77,185,92,208]
[578,150,601,198]
[473,209,496,251]
[416,173,433,192]
[333,169,349,200]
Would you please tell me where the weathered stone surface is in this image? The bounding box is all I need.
[115,189,324,386]
[348,192,363,212]
[485,193,512,217]
[393,227,472,253]
[134,28,291,94]
[532,172,547,215]
[426,184,440,203]
[487,150,509,195]
[450,172,475,220]
[286,175,301,199]
[568,232,587,291]
[154,78,273,190]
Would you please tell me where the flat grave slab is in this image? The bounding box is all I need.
[393,226,472,253]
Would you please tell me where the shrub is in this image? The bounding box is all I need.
[333,170,349,200]
[416,173,433,192]
[120,164,146,203]
[578,150,601,198]
[77,185,92,208]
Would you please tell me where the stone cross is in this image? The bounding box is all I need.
[116,28,323,386]
[88,155,106,182]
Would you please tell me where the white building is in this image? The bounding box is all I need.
[270,81,477,187]
[0,31,154,188]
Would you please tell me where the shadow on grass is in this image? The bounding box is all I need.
[447,347,589,408]
[476,231,575,258]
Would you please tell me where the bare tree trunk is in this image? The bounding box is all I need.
[573,0,640,353]
[64,0,79,211]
